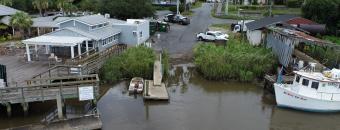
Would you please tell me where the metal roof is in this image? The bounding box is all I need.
[74,15,109,25]
[0,5,20,16]
[31,15,60,28]
[0,16,11,25]
[246,15,298,31]
[51,26,121,41]
[22,36,90,46]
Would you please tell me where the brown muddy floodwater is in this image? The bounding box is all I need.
[97,64,340,130]
[1,64,340,129]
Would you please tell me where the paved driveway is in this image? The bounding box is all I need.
[153,3,237,60]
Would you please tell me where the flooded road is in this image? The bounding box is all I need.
[98,64,340,130]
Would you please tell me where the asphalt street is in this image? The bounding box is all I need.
[154,3,237,60]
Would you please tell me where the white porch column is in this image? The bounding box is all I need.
[45,45,49,54]
[71,46,75,59]
[37,27,40,36]
[25,44,31,62]
[34,44,38,59]
[85,40,89,56]
[77,43,81,59]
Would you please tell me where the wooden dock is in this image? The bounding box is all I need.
[294,49,326,71]
[264,74,294,93]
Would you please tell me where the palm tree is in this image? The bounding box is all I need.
[55,0,73,15]
[32,0,49,16]
[63,2,78,15]
[10,12,33,39]
[0,0,12,6]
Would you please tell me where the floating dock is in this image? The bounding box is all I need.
[143,56,169,101]
[144,80,169,100]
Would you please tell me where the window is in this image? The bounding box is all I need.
[302,79,309,86]
[207,33,214,36]
[311,82,319,89]
[295,75,301,83]
[91,26,96,29]
[139,31,143,37]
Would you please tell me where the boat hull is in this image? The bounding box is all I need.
[274,84,340,112]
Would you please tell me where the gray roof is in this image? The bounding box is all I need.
[0,5,20,16]
[0,16,11,25]
[74,15,108,25]
[54,26,121,41]
[246,15,298,31]
[32,15,60,28]
[108,18,127,24]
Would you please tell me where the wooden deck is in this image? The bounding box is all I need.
[264,74,294,93]
[0,74,100,104]
[294,49,326,71]
[0,54,50,87]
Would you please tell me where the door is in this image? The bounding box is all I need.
[206,33,216,40]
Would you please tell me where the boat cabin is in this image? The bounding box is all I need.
[292,69,340,100]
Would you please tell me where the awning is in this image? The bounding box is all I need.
[22,36,91,46]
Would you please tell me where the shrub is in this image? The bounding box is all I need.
[193,39,276,82]
[101,46,156,83]
[287,0,303,8]
[169,4,185,13]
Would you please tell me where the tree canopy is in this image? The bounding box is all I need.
[302,0,340,34]
[10,12,33,38]
[97,0,155,19]
[32,0,49,16]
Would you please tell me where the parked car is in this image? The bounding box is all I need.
[196,31,229,41]
[164,14,190,25]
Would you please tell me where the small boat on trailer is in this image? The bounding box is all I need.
[129,77,144,93]
[274,68,340,112]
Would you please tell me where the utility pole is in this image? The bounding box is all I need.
[176,0,180,14]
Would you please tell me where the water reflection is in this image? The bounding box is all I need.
[1,63,340,129]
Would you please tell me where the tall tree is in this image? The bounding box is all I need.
[79,0,97,12]
[63,2,78,15]
[32,0,49,16]
[302,0,340,34]
[0,0,12,6]
[55,0,73,15]
[9,12,33,38]
[98,0,155,19]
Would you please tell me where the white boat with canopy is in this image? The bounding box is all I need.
[274,68,340,112]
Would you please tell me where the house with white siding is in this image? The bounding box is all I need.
[22,14,150,62]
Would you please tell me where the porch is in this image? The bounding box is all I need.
[22,36,94,62]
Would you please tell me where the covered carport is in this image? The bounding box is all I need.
[22,36,91,62]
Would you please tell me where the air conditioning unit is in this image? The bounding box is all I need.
[104,13,110,18]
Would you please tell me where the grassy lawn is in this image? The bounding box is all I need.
[192,1,203,9]
[210,23,231,31]
[182,10,194,16]
[272,8,301,15]
[153,6,171,11]
[322,35,340,45]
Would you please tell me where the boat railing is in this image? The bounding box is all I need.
[318,92,340,101]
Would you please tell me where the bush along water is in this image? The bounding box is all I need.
[193,39,276,82]
[101,46,156,83]
[101,46,170,83]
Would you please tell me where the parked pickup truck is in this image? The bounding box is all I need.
[196,31,229,41]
